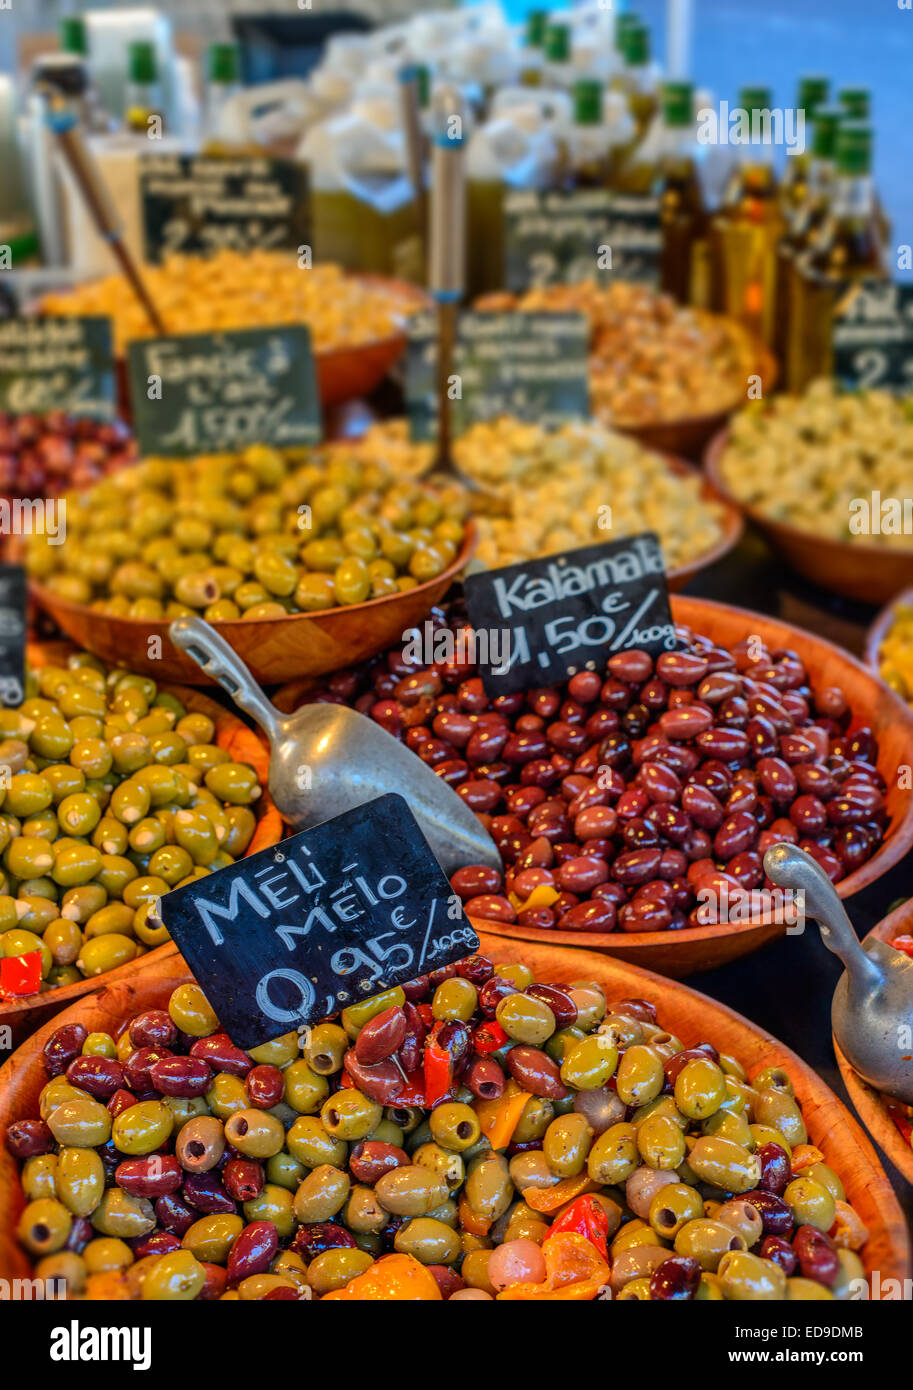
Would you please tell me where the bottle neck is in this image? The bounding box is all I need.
[832,172,874,218]
[807,156,834,195]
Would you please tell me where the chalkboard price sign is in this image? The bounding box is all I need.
[158,794,480,1050]
[0,317,115,419]
[464,533,678,697]
[0,565,26,708]
[127,325,322,457]
[406,310,590,440]
[140,153,310,263]
[503,189,662,292]
[833,279,913,392]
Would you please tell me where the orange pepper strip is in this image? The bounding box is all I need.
[521,1174,598,1213]
[322,1254,442,1301]
[790,1144,825,1174]
[458,1193,493,1238]
[497,1233,610,1301]
[475,1079,531,1151]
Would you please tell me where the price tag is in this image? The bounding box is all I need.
[158,794,480,1050]
[140,153,310,263]
[503,189,662,291]
[0,564,26,709]
[127,326,322,457]
[0,317,115,419]
[405,310,590,440]
[464,533,677,697]
[832,279,913,392]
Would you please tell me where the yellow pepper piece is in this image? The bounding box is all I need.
[790,1144,825,1174]
[522,1174,599,1213]
[508,884,560,913]
[475,1079,530,1151]
[321,1253,442,1301]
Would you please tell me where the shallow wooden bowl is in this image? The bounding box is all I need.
[618,346,778,464]
[835,899,913,1186]
[864,586,913,678]
[0,936,908,1289]
[467,596,913,976]
[0,642,283,1044]
[315,275,429,408]
[705,429,913,606]
[662,456,743,591]
[31,523,477,687]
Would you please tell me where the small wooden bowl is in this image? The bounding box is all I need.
[618,346,779,464]
[1,936,908,1288]
[0,643,283,1044]
[705,429,913,606]
[31,522,477,687]
[315,275,429,408]
[864,586,913,677]
[835,899,913,1186]
[470,596,913,976]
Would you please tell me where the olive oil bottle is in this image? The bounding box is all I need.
[838,88,891,244]
[710,87,784,346]
[616,23,658,138]
[775,107,840,385]
[125,40,164,135]
[788,122,887,389]
[542,22,574,91]
[779,76,829,218]
[616,81,706,302]
[568,80,614,189]
[518,10,547,87]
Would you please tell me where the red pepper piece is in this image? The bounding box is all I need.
[472,1021,508,1055]
[423,1024,454,1107]
[0,951,42,999]
[546,1195,610,1260]
[387,1070,427,1106]
[417,1003,434,1028]
[892,936,913,959]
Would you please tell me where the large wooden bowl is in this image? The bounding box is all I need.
[30,522,477,687]
[0,643,283,1045]
[1,935,907,1290]
[705,428,913,606]
[618,346,779,464]
[414,597,913,978]
[836,899,913,1186]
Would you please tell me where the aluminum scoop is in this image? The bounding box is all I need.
[764,842,913,1105]
[169,616,501,878]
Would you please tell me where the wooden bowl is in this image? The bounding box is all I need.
[0,643,283,1045]
[618,346,779,464]
[662,455,743,592]
[315,275,429,408]
[864,586,913,677]
[30,522,477,687]
[1,936,907,1289]
[460,596,913,977]
[835,899,913,1186]
[705,428,913,606]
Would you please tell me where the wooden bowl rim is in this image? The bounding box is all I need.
[0,936,907,1287]
[705,426,913,564]
[0,649,283,1024]
[836,899,913,1186]
[864,586,913,674]
[662,453,744,583]
[31,520,477,639]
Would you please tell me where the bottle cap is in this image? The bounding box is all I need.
[797,76,829,115]
[615,13,640,50]
[622,23,650,67]
[662,81,693,127]
[544,22,571,62]
[128,40,158,85]
[811,107,841,161]
[839,87,870,120]
[573,79,603,126]
[207,43,240,85]
[525,10,548,47]
[60,17,87,56]
[739,86,772,112]
[836,121,872,175]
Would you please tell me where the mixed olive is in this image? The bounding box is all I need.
[0,412,135,510]
[0,654,263,994]
[27,443,469,622]
[6,961,869,1300]
[298,607,888,933]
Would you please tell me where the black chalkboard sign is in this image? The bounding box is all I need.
[504,188,616,291]
[602,194,663,286]
[139,153,310,263]
[158,794,480,1049]
[127,326,322,457]
[464,533,677,697]
[0,565,26,708]
[0,317,115,419]
[833,279,913,393]
[405,310,590,440]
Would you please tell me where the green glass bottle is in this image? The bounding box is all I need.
[789,123,888,389]
[780,76,829,216]
[60,16,87,56]
[776,107,840,384]
[125,40,163,134]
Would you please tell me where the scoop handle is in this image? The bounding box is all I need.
[763,843,883,988]
[169,616,283,744]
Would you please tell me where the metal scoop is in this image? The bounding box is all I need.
[764,843,913,1105]
[169,616,501,878]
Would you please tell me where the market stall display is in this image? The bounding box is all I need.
[274,595,913,978]
[706,383,913,605]
[0,937,907,1300]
